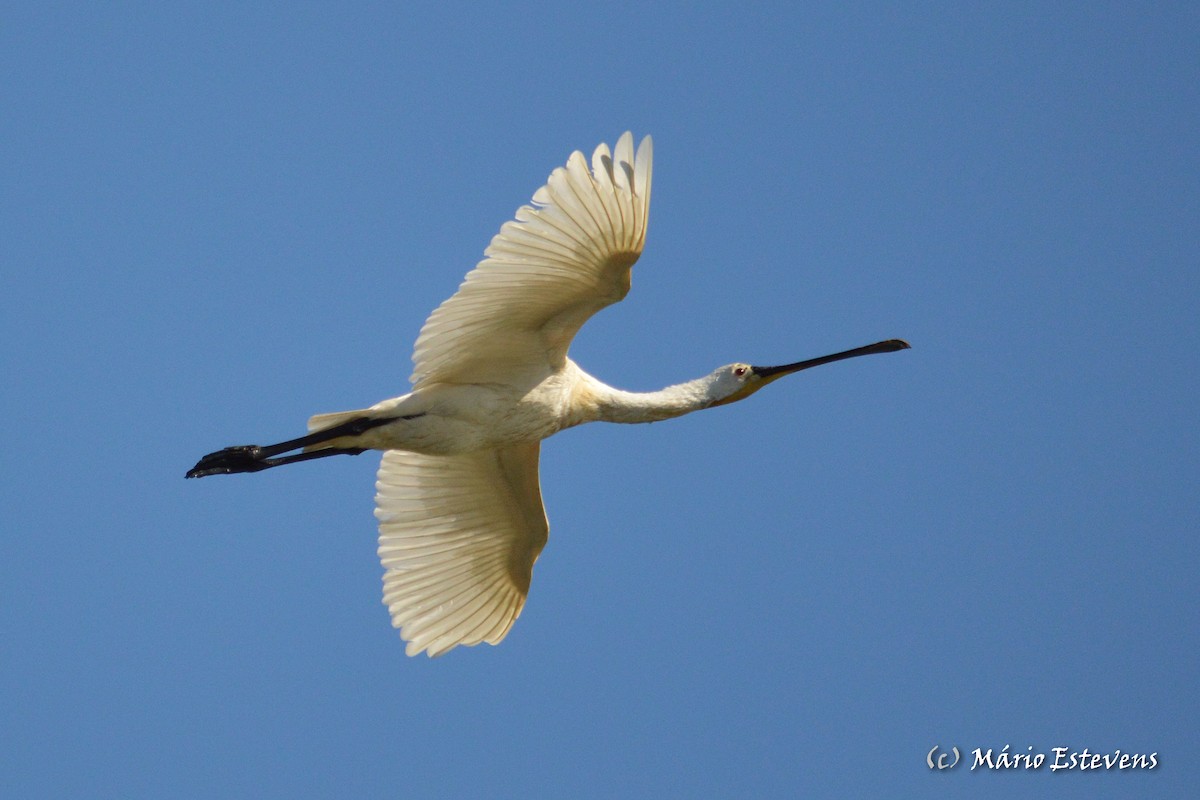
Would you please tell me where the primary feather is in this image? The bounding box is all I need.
[410,132,652,388]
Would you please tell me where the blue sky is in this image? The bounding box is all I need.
[3,2,1196,797]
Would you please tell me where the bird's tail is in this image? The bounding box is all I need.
[305,408,374,451]
[307,409,371,433]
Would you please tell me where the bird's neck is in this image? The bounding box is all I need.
[575,370,713,425]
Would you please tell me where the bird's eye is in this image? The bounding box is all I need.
[734,367,747,377]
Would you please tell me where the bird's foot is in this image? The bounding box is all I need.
[186,445,270,478]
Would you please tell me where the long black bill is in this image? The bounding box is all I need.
[752,339,910,381]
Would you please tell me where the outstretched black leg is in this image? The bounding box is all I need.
[186,414,406,479]
[186,445,369,477]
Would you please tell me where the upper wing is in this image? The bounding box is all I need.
[411,132,653,388]
[375,443,548,657]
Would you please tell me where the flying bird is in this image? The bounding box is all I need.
[187,133,909,657]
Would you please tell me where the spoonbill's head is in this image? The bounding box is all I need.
[707,339,911,408]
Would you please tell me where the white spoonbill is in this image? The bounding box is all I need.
[188,132,909,657]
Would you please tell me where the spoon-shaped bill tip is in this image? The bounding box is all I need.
[874,338,911,353]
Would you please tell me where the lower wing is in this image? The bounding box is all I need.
[374,443,549,657]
